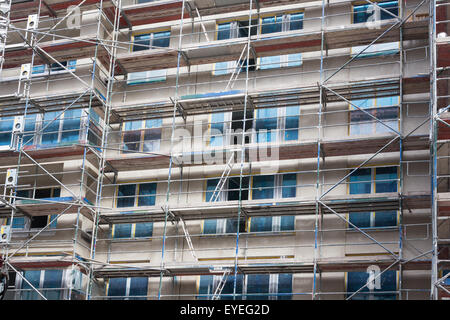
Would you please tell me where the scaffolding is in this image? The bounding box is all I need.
[0,0,444,300]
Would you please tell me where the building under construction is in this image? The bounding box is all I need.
[0,0,448,300]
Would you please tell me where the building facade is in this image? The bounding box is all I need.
[0,0,449,300]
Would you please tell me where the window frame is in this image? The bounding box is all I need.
[345,270,398,300]
[347,165,399,195]
[32,60,77,76]
[121,119,163,154]
[348,96,400,136]
[198,273,293,300]
[347,211,399,229]
[107,277,148,300]
[351,0,399,24]
[16,269,66,300]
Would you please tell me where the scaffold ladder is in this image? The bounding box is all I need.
[210,153,235,202]
[179,217,198,261]
[212,269,231,300]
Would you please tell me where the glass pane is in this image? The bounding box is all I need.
[289,13,304,31]
[260,55,281,70]
[379,1,399,20]
[0,117,14,146]
[143,129,161,152]
[261,16,282,34]
[353,4,373,24]
[347,272,370,300]
[152,31,171,48]
[8,216,26,229]
[117,184,136,208]
[278,273,293,300]
[374,211,397,227]
[145,119,162,128]
[252,175,275,199]
[198,275,214,299]
[349,212,371,228]
[22,115,37,146]
[214,61,232,75]
[210,113,225,146]
[287,53,302,67]
[203,219,217,234]
[349,168,372,194]
[228,177,249,201]
[113,223,132,238]
[217,23,232,40]
[129,277,148,300]
[42,269,63,300]
[225,218,246,234]
[250,216,273,232]
[375,167,397,193]
[133,34,151,51]
[123,131,141,153]
[134,223,153,238]
[280,216,295,231]
[377,96,399,108]
[21,270,41,300]
[220,274,243,300]
[206,179,220,202]
[124,120,141,131]
[246,274,270,300]
[108,278,127,299]
[282,174,297,198]
[42,112,61,145]
[138,183,157,206]
[256,108,278,143]
[61,109,81,144]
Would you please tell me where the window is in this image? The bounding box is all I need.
[203,218,247,235]
[250,216,295,232]
[349,211,398,228]
[117,183,157,207]
[252,173,297,200]
[114,183,156,239]
[349,167,398,194]
[19,269,64,300]
[128,31,170,85]
[348,167,398,228]
[118,182,155,206]
[347,270,397,300]
[132,31,170,52]
[353,1,398,24]
[255,107,300,143]
[112,222,153,239]
[107,277,148,300]
[259,12,303,70]
[32,60,76,76]
[214,19,258,75]
[205,176,249,202]
[209,113,228,147]
[122,119,162,153]
[349,96,399,136]
[198,273,292,300]
[198,274,244,300]
[41,109,82,146]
